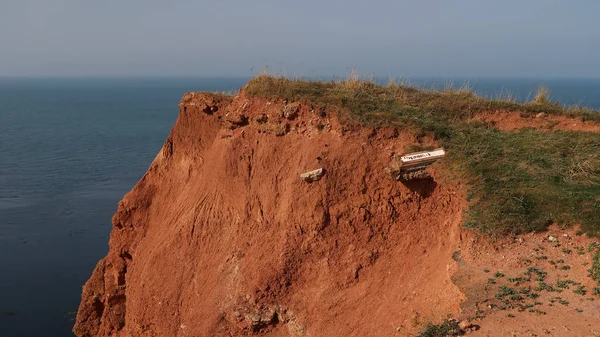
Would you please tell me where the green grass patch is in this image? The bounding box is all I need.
[245,76,600,236]
[496,286,518,298]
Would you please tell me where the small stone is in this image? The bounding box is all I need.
[548,236,557,242]
[283,103,301,120]
[300,168,325,183]
[536,112,546,118]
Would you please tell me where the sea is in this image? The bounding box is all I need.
[0,77,599,337]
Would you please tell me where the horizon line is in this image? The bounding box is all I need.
[2,75,600,80]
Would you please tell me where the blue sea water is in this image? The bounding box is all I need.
[0,77,598,337]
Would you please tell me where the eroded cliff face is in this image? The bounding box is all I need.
[74,90,465,337]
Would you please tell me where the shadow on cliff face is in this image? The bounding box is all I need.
[401,177,438,198]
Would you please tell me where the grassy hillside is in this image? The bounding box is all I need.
[246,76,600,236]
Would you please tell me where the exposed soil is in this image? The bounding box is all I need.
[453,226,600,337]
[74,90,599,337]
[472,110,600,132]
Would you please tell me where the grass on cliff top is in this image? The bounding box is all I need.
[245,75,600,236]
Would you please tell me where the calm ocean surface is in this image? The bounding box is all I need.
[1,77,599,337]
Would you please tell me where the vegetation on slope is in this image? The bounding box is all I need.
[246,76,600,236]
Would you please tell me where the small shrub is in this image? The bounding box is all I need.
[496,286,517,298]
[556,280,570,289]
[509,277,528,283]
[536,282,559,292]
[416,320,463,337]
[529,309,546,315]
[510,294,524,301]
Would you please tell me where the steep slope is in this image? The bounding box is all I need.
[74,91,467,337]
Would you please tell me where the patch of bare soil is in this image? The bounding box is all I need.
[451,226,600,337]
[472,111,600,132]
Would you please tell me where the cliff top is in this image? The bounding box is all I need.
[245,75,600,236]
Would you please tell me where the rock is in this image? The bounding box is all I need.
[254,113,268,124]
[283,103,301,120]
[200,103,219,114]
[458,320,473,331]
[536,112,546,118]
[274,123,290,136]
[386,158,404,181]
[548,236,557,242]
[226,113,249,126]
[244,313,262,327]
[300,168,325,183]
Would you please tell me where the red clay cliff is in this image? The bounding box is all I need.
[74,89,466,336]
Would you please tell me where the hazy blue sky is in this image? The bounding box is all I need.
[1,0,599,77]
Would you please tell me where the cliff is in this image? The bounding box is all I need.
[73,88,466,336]
[74,78,600,337]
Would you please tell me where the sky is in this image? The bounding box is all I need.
[1,0,599,78]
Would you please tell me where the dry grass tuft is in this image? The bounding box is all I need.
[534,85,551,104]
